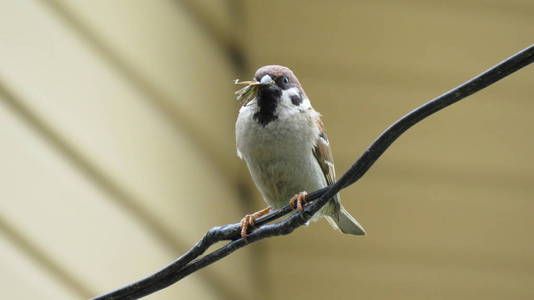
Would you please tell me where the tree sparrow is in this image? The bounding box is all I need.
[235,65,366,239]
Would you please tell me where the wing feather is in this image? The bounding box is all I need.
[312,119,337,189]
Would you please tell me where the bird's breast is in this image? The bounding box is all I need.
[236,105,325,207]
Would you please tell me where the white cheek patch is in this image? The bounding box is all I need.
[281,87,307,107]
[300,98,312,109]
[281,87,300,99]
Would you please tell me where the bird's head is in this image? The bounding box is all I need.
[234,65,308,126]
[254,65,303,104]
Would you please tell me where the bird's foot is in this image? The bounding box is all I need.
[289,191,308,212]
[240,207,271,239]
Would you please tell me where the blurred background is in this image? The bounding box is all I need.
[0,1,533,299]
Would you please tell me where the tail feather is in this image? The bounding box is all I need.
[326,206,366,236]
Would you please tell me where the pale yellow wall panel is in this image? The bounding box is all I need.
[0,99,221,299]
[305,76,534,175]
[52,0,239,172]
[272,177,534,259]
[239,1,534,299]
[0,0,244,243]
[187,0,236,36]
[0,236,78,300]
[244,0,534,80]
[260,157,534,299]
[0,0,253,297]
[266,249,534,300]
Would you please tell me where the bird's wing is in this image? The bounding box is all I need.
[312,118,338,193]
[312,119,366,235]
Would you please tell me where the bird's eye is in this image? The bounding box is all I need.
[282,77,289,84]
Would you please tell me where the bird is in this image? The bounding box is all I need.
[235,65,366,239]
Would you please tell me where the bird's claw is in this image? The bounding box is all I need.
[289,191,308,212]
[239,207,271,239]
[240,215,255,239]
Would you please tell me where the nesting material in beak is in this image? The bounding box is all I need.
[234,79,260,105]
[234,75,276,105]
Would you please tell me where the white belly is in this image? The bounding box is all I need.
[236,101,327,209]
[246,143,326,209]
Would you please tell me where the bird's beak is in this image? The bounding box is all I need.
[259,75,275,86]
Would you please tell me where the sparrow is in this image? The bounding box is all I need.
[235,65,366,239]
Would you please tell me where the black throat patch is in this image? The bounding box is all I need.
[253,88,281,126]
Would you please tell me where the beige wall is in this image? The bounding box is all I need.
[243,1,534,299]
[0,1,533,300]
[0,1,253,299]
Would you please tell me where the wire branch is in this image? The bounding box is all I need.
[92,45,534,300]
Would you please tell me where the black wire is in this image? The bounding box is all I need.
[91,44,534,300]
